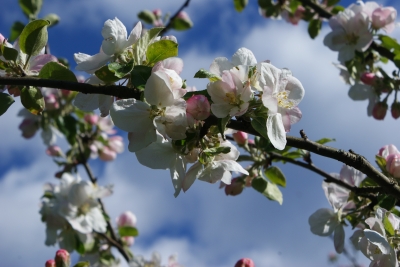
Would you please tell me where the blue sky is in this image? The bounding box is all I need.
[1,0,400,266]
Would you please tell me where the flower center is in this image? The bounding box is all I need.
[148,106,166,120]
[275,90,295,109]
[346,34,359,45]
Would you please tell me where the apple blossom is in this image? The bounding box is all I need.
[391,102,400,119]
[210,47,257,78]
[378,144,400,159]
[281,5,305,25]
[46,145,63,157]
[116,211,137,246]
[372,101,388,120]
[55,249,70,267]
[225,178,244,196]
[260,64,304,150]
[232,131,248,146]
[386,154,400,178]
[75,18,142,73]
[234,258,255,267]
[186,95,211,121]
[324,8,373,62]
[371,6,397,33]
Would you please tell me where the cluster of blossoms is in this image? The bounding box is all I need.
[40,173,112,251]
[309,165,365,253]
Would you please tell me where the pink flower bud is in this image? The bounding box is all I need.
[99,146,117,161]
[233,131,248,145]
[84,114,99,125]
[282,6,305,25]
[186,95,210,121]
[61,90,71,97]
[360,72,376,85]
[372,102,388,120]
[45,259,56,267]
[55,249,70,267]
[46,145,63,157]
[19,119,39,138]
[122,236,135,246]
[234,258,255,267]
[45,94,59,110]
[371,7,397,33]
[391,102,400,119]
[177,11,190,20]
[378,144,400,159]
[7,86,21,97]
[225,178,244,196]
[116,211,137,227]
[386,154,400,178]
[153,9,162,17]
[108,136,124,153]
[76,75,85,83]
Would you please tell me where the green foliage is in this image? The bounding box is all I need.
[9,21,25,42]
[203,146,231,156]
[118,226,139,237]
[251,116,269,140]
[132,27,163,65]
[55,115,78,145]
[315,138,335,145]
[379,35,400,51]
[19,19,49,57]
[327,0,340,6]
[146,40,178,65]
[194,69,221,82]
[217,116,230,139]
[308,19,322,39]
[251,177,283,204]
[1,46,19,61]
[378,194,396,211]
[375,155,387,173]
[331,6,345,15]
[95,65,121,84]
[383,212,395,236]
[137,10,156,24]
[288,0,301,13]
[39,62,78,82]
[108,60,134,78]
[20,86,45,115]
[0,93,15,116]
[130,65,152,90]
[73,262,90,267]
[171,17,193,31]
[264,166,286,187]
[42,13,60,27]
[234,0,248,12]
[19,0,43,18]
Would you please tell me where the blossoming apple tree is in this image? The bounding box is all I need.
[1,0,400,266]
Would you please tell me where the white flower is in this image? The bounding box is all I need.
[324,8,373,62]
[260,64,304,150]
[359,230,398,267]
[210,47,257,76]
[348,83,379,116]
[75,18,142,73]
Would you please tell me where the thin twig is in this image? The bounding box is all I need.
[160,0,191,35]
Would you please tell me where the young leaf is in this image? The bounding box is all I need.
[331,6,345,14]
[194,69,221,82]
[20,86,45,115]
[383,212,395,236]
[234,0,248,12]
[39,62,78,82]
[315,138,335,145]
[379,35,400,51]
[132,27,164,64]
[131,65,152,90]
[375,155,387,173]
[137,10,156,24]
[95,65,121,83]
[217,116,230,139]
[73,262,90,267]
[19,19,49,57]
[264,166,286,187]
[327,0,340,6]
[251,116,269,140]
[108,60,134,78]
[203,146,231,156]
[118,226,139,237]
[9,21,25,42]
[0,93,15,116]
[19,0,43,18]
[146,40,178,65]
[42,13,60,27]
[251,177,283,204]
[1,46,19,61]
[308,19,322,39]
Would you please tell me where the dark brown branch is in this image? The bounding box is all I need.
[160,0,191,35]
[76,137,131,263]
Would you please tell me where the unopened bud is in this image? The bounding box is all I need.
[391,102,400,119]
[234,258,255,267]
[116,211,137,227]
[45,259,56,267]
[171,11,193,31]
[372,102,388,120]
[55,249,70,267]
[186,95,210,120]
[232,131,248,146]
[153,9,162,18]
[225,178,244,196]
[46,145,63,157]
[386,154,400,179]
[84,114,99,125]
[138,10,156,24]
[360,72,376,85]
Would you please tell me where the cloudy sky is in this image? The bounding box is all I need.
[1,0,400,266]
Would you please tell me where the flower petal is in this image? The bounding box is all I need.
[267,113,286,150]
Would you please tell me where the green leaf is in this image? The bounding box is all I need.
[73,262,90,267]
[194,69,221,82]
[393,54,400,69]
[171,17,193,31]
[258,0,273,9]
[237,155,253,162]
[1,46,19,61]
[264,166,286,187]
[308,19,322,39]
[9,21,25,42]
[281,150,302,159]
[20,86,44,115]
[380,57,389,64]
[118,226,139,237]
[234,0,248,12]
[95,65,121,83]
[0,93,15,116]
[19,19,49,57]
[251,177,283,204]
[251,116,269,140]
[203,146,231,156]
[327,0,340,6]
[108,60,134,78]
[217,116,230,139]
[137,10,156,24]
[288,0,301,13]
[39,62,78,82]
[19,0,43,17]
[133,27,164,65]
[375,155,387,173]
[383,212,395,236]
[131,65,152,90]
[146,40,178,65]
[43,13,60,27]
[315,138,335,145]
[331,6,345,15]
[379,35,400,51]
[378,195,396,211]
[359,177,378,187]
